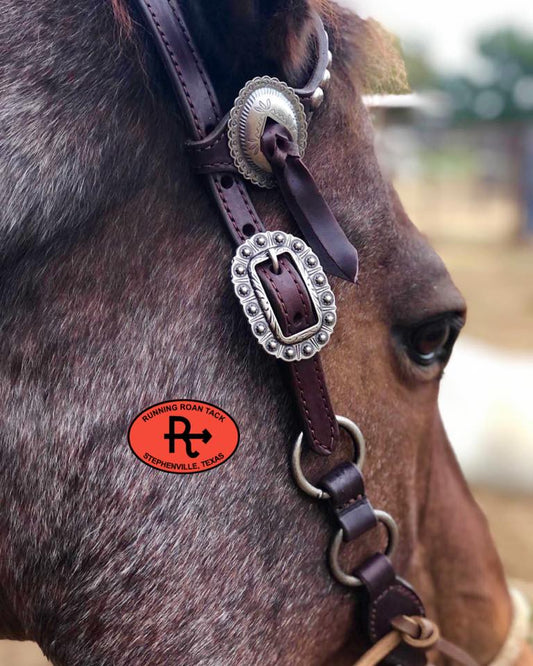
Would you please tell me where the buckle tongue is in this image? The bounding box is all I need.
[231,231,336,361]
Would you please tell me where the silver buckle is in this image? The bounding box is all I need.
[231,231,336,361]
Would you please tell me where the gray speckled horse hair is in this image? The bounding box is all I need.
[0,1,526,664]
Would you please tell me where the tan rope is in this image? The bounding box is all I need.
[352,615,478,666]
[352,631,403,666]
[353,587,531,666]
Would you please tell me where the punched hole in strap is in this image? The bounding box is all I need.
[220,174,234,189]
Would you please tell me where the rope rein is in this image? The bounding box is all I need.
[353,588,531,666]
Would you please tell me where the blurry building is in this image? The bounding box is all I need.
[365,92,529,243]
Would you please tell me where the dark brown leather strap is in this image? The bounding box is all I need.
[261,120,359,282]
[258,256,338,455]
[135,0,221,136]
[356,555,427,666]
[133,0,339,455]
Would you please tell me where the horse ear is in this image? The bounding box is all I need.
[259,0,318,81]
[181,0,319,107]
[351,17,409,94]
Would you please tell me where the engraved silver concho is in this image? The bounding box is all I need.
[228,76,308,189]
[231,232,336,361]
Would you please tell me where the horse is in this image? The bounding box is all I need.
[0,0,531,664]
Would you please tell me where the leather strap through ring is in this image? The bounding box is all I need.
[329,513,399,588]
[291,415,366,499]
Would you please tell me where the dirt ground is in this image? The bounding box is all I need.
[1,240,531,664]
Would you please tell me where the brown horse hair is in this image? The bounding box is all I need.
[0,1,524,664]
[110,0,133,35]
[108,0,406,97]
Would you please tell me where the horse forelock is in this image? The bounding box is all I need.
[110,0,133,34]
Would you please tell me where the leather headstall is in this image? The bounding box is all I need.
[130,2,480,665]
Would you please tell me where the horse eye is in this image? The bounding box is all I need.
[406,317,459,366]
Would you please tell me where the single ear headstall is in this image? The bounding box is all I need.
[130,2,506,664]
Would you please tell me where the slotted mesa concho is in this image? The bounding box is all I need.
[228,76,308,188]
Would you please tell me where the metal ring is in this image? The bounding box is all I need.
[291,415,366,500]
[328,511,399,588]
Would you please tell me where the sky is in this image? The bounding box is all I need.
[339,0,533,76]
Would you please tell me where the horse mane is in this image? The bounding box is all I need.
[108,0,408,94]
[110,0,133,34]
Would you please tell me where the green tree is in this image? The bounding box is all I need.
[446,28,533,121]
[402,43,439,91]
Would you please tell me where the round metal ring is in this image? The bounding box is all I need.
[328,511,399,588]
[291,415,366,500]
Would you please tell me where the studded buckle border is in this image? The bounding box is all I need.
[231,231,336,361]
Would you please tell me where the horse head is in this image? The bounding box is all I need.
[0,1,530,664]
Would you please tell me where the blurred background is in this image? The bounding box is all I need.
[2,0,532,663]
[351,0,533,608]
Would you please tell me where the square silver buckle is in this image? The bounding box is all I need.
[231,231,336,361]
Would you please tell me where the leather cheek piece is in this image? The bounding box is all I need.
[258,256,339,456]
[135,0,221,139]
[356,554,427,666]
[133,3,341,455]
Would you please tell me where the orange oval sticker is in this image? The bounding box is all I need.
[128,400,239,474]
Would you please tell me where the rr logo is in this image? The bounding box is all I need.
[164,416,212,458]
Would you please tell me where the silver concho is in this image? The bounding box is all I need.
[228,77,308,189]
[231,232,336,361]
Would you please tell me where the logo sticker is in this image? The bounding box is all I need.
[128,400,239,474]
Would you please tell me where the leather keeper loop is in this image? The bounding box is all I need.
[355,554,427,666]
[337,497,377,542]
[356,553,397,599]
[186,120,237,175]
[319,462,365,507]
